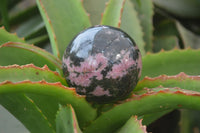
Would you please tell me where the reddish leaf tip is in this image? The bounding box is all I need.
[38,0,60,58]
[160,48,165,52]
[0,80,75,92]
[174,46,179,49]
[142,72,200,82]
[126,86,200,103]
[133,116,147,133]
[118,0,126,28]
[0,26,5,29]
[105,2,109,6]
[0,64,61,76]
[1,41,21,47]
[0,80,87,99]
[145,51,152,55]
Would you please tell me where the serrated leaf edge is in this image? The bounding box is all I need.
[84,86,200,133]
[125,87,200,103]
[145,47,194,56]
[0,64,61,77]
[0,26,25,41]
[118,0,126,27]
[56,104,82,133]
[128,0,145,48]
[0,80,82,97]
[36,0,60,58]
[101,0,126,27]
[142,72,200,82]
[133,116,147,133]
[0,42,62,70]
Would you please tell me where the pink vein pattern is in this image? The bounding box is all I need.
[106,50,136,79]
[63,53,108,87]
[90,85,111,96]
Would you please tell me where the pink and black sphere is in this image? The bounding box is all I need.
[62,25,142,103]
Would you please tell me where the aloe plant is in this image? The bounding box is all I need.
[0,0,200,132]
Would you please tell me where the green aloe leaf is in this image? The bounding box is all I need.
[101,0,125,27]
[0,42,62,74]
[0,64,67,86]
[154,19,179,37]
[0,63,65,130]
[135,73,200,126]
[141,49,200,79]
[0,93,55,133]
[9,5,39,27]
[83,0,109,25]
[26,93,63,130]
[179,109,200,133]
[130,0,154,52]
[16,15,45,39]
[120,0,145,56]
[116,116,147,133]
[0,27,25,45]
[0,64,68,130]
[27,34,49,46]
[0,81,97,128]
[36,0,91,58]
[153,36,179,53]
[141,109,173,125]
[153,0,200,18]
[84,87,200,133]
[56,105,82,133]
[0,0,9,30]
[136,72,200,92]
[176,22,200,49]
[0,64,67,129]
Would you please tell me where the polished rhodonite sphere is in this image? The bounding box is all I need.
[62,25,142,103]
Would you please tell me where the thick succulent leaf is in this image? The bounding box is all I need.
[0,0,9,30]
[141,109,173,125]
[0,42,62,74]
[154,19,179,37]
[36,0,91,58]
[0,64,67,86]
[153,36,179,53]
[120,0,145,56]
[9,5,39,27]
[56,105,82,133]
[0,93,55,133]
[101,0,125,27]
[153,0,200,18]
[0,63,68,129]
[84,87,200,133]
[24,93,60,130]
[136,72,200,92]
[116,116,147,133]
[136,72,200,126]
[0,81,97,128]
[27,34,49,46]
[179,109,200,133]
[176,22,200,49]
[83,0,109,25]
[16,15,45,39]
[141,49,200,79]
[0,27,25,45]
[130,0,154,52]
